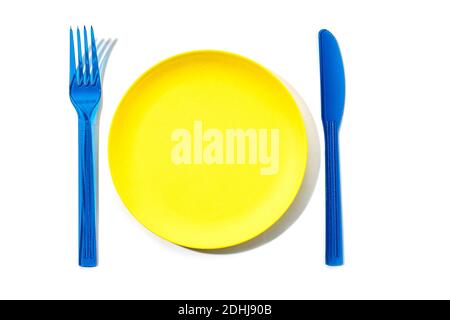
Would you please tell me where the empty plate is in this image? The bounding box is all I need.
[109,50,308,249]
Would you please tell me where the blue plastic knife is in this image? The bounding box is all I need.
[319,29,346,266]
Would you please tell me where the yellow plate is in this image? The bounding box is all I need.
[109,50,308,249]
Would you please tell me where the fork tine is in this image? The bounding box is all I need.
[76,28,83,85]
[83,26,90,85]
[91,27,100,83]
[70,28,76,84]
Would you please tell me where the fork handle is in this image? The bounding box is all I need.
[324,121,344,266]
[78,118,97,267]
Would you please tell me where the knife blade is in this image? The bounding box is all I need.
[319,29,346,266]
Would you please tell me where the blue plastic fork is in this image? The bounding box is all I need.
[69,26,101,267]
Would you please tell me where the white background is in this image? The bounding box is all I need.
[0,0,449,300]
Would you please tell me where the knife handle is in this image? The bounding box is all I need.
[78,119,98,267]
[324,121,344,266]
